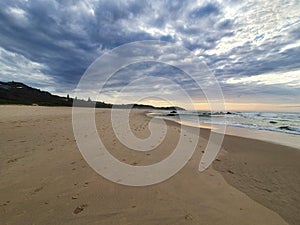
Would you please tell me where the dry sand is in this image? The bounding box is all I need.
[0,105,298,225]
[212,134,300,225]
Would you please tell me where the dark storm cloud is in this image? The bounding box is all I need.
[189,3,219,19]
[0,0,97,86]
[0,0,154,87]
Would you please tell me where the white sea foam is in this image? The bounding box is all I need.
[149,111,300,135]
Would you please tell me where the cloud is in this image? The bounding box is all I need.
[0,0,299,109]
[189,3,220,19]
[0,47,56,90]
[225,70,300,87]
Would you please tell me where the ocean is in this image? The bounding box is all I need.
[149,110,300,136]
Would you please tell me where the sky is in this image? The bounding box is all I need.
[0,0,300,111]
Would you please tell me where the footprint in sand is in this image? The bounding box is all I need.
[227,169,235,174]
[2,201,10,206]
[73,204,88,214]
[30,186,44,195]
[7,158,18,163]
[72,195,78,199]
[33,186,44,193]
[184,214,193,220]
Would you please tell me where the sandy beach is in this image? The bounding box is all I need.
[1,105,299,225]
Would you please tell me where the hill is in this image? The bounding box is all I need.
[0,81,184,110]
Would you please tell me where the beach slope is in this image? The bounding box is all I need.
[0,106,297,225]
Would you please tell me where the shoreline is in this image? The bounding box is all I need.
[1,105,299,224]
[212,131,300,225]
[147,112,300,150]
[152,113,300,225]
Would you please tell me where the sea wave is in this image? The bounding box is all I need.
[202,121,300,135]
[150,110,300,136]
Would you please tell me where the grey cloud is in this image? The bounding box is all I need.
[189,3,220,19]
